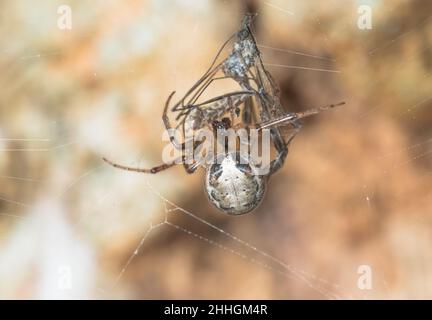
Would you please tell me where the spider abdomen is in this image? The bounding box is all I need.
[205,153,266,215]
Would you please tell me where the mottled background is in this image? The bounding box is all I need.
[0,0,431,299]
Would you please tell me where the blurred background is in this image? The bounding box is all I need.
[0,0,431,299]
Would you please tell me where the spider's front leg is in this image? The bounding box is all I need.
[162,91,186,151]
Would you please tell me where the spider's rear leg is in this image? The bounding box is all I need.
[102,139,205,175]
[102,157,177,174]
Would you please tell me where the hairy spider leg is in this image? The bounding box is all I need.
[223,17,300,176]
[102,157,177,174]
[253,60,298,175]
[102,156,200,175]
[162,91,186,151]
[172,64,222,112]
[257,101,346,130]
[102,39,238,176]
[247,17,301,174]
[173,90,256,134]
[170,31,238,113]
[186,11,257,104]
[192,90,256,109]
[164,14,263,154]
[102,137,206,175]
[172,14,259,114]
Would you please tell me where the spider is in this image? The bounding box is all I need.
[103,14,345,215]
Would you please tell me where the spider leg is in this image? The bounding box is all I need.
[102,156,201,175]
[254,100,345,175]
[102,157,177,174]
[248,61,293,176]
[175,90,256,125]
[224,31,294,176]
[183,162,200,174]
[171,63,223,112]
[186,74,258,109]
[163,91,209,160]
[181,138,207,174]
[203,33,236,79]
[171,32,236,112]
[171,18,259,113]
[163,91,188,151]
[102,138,206,175]
[257,101,345,130]
[193,90,255,108]
[267,122,301,175]
[186,24,246,99]
[170,28,240,113]
[187,76,230,107]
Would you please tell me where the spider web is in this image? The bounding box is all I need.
[102,179,346,300]
[1,0,432,300]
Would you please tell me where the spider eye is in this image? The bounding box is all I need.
[205,153,266,215]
